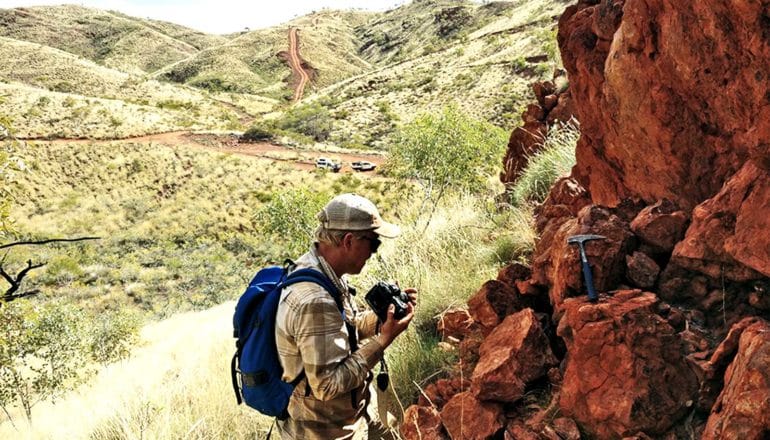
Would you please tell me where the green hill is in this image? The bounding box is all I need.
[0,5,227,74]
[156,9,374,99]
[0,0,568,141]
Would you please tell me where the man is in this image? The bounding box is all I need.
[275,193,415,439]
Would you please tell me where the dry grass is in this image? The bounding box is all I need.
[0,302,273,440]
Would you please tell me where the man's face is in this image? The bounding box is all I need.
[345,232,380,275]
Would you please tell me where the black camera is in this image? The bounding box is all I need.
[364,281,411,323]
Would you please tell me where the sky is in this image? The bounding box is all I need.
[0,0,411,34]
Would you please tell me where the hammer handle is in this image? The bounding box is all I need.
[581,260,598,302]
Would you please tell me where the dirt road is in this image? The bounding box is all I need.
[30,131,385,173]
[288,28,310,102]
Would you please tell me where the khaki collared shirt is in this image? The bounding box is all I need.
[275,246,383,439]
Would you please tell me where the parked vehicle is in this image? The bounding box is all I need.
[316,157,341,172]
[351,161,376,171]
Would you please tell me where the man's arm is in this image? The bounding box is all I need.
[293,297,383,401]
[354,309,379,340]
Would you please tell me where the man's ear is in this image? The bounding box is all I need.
[341,232,354,249]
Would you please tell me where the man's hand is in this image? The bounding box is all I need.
[377,301,414,348]
[404,287,417,305]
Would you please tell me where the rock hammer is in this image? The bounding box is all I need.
[566,234,606,303]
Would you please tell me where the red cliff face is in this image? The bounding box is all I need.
[402,1,770,438]
[560,0,770,211]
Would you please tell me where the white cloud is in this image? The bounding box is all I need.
[0,0,410,34]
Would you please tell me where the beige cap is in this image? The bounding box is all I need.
[317,193,401,238]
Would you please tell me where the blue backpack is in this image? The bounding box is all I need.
[230,262,339,418]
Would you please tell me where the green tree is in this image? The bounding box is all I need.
[0,301,90,423]
[387,105,508,216]
[253,188,330,257]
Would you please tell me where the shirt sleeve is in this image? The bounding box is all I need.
[354,309,380,340]
[292,296,383,401]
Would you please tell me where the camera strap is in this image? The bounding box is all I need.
[376,358,389,391]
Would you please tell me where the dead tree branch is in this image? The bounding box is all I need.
[0,237,100,250]
[0,237,99,305]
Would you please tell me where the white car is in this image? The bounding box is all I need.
[316,157,341,172]
[351,161,376,171]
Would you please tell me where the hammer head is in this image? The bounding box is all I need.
[567,234,606,245]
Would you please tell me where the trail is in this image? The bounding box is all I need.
[288,28,310,102]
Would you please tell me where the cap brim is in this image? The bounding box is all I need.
[373,221,401,238]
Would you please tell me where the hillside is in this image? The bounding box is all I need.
[156,9,374,99]
[308,0,568,148]
[0,5,227,74]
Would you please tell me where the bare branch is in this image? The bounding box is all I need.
[1,260,47,305]
[0,237,100,250]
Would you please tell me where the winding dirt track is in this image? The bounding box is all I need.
[288,28,310,102]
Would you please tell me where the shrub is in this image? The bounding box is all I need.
[253,188,331,257]
[241,121,275,142]
[276,102,334,142]
[510,120,579,205]
[387,105,508,214]
[88,309,141,365]
[0,300,90,422]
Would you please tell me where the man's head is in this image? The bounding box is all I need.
[315,194,400,275]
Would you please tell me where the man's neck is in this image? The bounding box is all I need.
[316,243,346,277]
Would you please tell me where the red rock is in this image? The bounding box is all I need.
[556,291,698,438]
[440,392,503,440]
[672,163,769,282]
[543,94,558,111]
[471,309,557,402]
[629,200,689,253]
[504,422,540,440]
[697,317,764,412]
[458,328,485,375]
[501,74,575,186]
[703,319,770,439]
[625,251,660,289]
[533,81,555,105]
[496,262,531,288]
[552,417,581,440]
[467,280,522,328]
[401,405,448,440]
[437,308,473,341]
[560,0,770,211]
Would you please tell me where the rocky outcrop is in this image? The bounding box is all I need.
[500,72,576,186]
[702,318,770,439]
[560,0,770,211]
[403,0,770,438]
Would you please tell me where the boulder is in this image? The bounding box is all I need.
[553,417,581,440]
[625,251,660,289]
[440,392,503,440]
[467,280,522,328]
[673,162,770,282]
[703,319,770,439]
[496,262,531,288]
[471,309,557,402]
[436,308,473,342]
[401,405,448,440]
[629,200,689,254]
[417,377,471,410]
[557,290,698,438]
